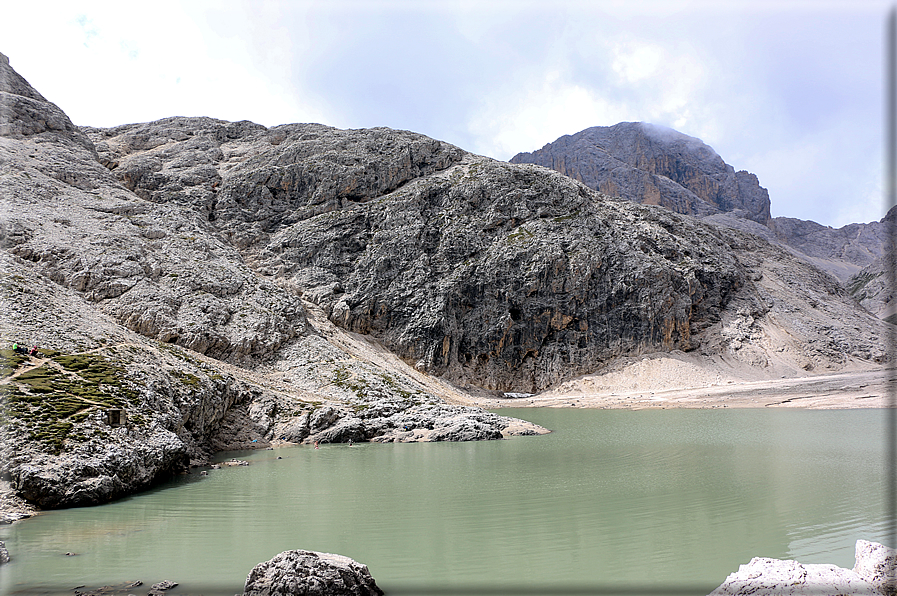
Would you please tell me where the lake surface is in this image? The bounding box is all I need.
[0,408,890,595]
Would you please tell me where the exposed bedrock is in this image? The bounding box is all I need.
[243,550,384,596]
[266,159,751,392]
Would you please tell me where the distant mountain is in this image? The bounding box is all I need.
[768,213,890,282]
[510,122,772,224]
[511,122,894,319]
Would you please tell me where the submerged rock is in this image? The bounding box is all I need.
[709,540,896,596]
[243,550,383,596]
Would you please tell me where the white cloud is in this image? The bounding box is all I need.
[466,34,712,161]
[2,1,330,128]
[0,0,890,228]
[466,72,630,159]
[611,43,663,84]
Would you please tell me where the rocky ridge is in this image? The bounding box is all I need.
[0,50,889,512]
[509,122,895,317]
[87,118,886,393]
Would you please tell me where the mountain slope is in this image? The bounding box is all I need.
[510,122,895,313]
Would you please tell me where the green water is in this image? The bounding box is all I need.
[0,408,890,595]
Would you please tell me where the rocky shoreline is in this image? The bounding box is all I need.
[709,540,896,596]
[4,541,892,596]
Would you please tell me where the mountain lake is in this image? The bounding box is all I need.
[0,407,890,595]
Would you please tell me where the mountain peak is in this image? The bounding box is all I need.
[0,52,95,153]
[510,123,771,224]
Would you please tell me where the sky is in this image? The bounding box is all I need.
[1,0,893,228]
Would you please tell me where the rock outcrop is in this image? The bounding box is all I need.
[709,540,896,596]
[848,255,896,323]
[510,122,772,224]
[87,116,887,392]
[243,550,384,596]
[0,53,545,510]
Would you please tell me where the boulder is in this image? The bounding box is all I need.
[709,540,896,596]
[854,540,897,595]
[0,541,9,564]
[243,550,383,596]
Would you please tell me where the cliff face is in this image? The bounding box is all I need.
[86,120,756,393]
[510,122,772,225]
[88,115,885,392]
[0,53,888,509]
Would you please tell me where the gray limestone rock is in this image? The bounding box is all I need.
[510,122,893,305]
[510,122,772,224]
[848,256,895,322]
[769,211,891,282]
[854,540,897,595]
[0,541,9,565]
[243,550,384,596]
[708,540,896,596]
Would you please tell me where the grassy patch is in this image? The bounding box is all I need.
[507,226,534,243]
[172,370,200,387]
[847,271,879,299]
[331,365,370,398]
[2,352,135,454]
[0,348,29,378]
[552,211,579,223]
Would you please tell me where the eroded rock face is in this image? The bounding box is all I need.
[243,550,384,596]
[709,540,896,596]
[510,122,772,225]
[266,159,749,392]
[508,122,897,297]
[84,112,779,392]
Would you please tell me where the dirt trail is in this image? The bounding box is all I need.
[1,357,51,384]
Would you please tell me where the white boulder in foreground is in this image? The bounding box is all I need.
[243,550,384,596]
[710,540,896,596]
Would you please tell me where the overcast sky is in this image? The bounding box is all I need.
[1,0,892,228]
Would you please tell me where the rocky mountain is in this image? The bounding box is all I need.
[0,52,888,511]
[768,214,891,282]
[510,122,773,224]
[848,255,897,324]
[510,122,894,318]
